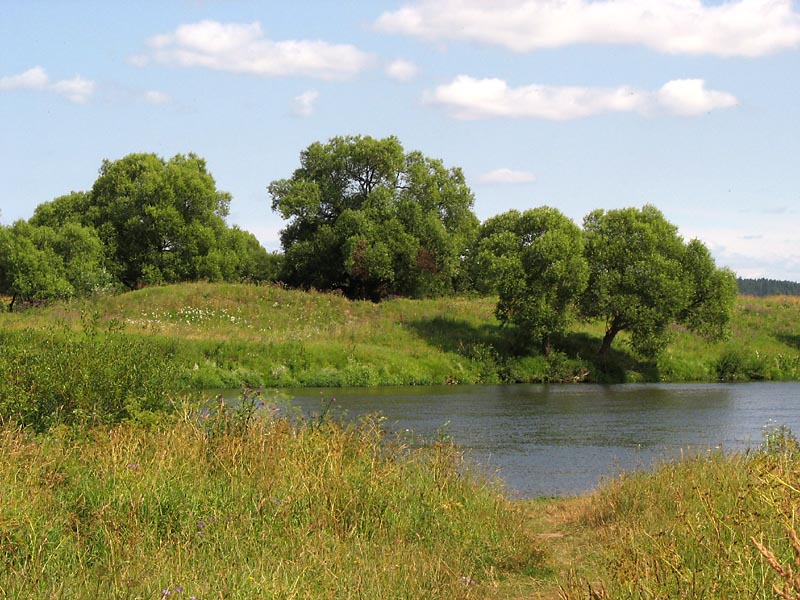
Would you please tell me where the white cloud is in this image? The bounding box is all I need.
[137,20,374,80]
[0,66,95,103]
[478,168,536,184]
[143,90,171,105]
[427,75,737,120]
[292,89,319,117]
[684,223,800,281]
[385,59,419,82]
[376,0,800,57]
[656,79,738,116]
[0,66,49,89]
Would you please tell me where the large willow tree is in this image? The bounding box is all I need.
[269,135,479,299]
[581,205,737,359]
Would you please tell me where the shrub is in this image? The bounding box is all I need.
[0,313,180,430]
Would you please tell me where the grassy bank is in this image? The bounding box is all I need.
[523,427,800,599]
[3,402,798,599]
[0,404,542,599]
[2,282,799,390]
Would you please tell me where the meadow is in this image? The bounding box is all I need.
[1,282,799,398]
[1,399,799,599]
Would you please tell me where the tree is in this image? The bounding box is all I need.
[28,191,91,228]
[472,208,588,356]
[87,153,233,287]
[269,135,479,299]
[581,205,735,359]
[0,222,73,311]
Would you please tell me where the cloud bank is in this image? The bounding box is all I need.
[135,20,373,80]
[427,76,738,120]
[376,0,800,57]
[0,66,95,103]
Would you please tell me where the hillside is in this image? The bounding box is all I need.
[2,282,799,388]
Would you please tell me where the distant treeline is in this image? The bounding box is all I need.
[737,278,800,296]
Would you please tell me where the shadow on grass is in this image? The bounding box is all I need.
[556,332,660,383]
[403,316,510,355]
[404,317,660,383]
[777,333,800,351]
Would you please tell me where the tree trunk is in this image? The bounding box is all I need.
[542,334,551,358]
[8,293,16,313]
[599,320,621,359]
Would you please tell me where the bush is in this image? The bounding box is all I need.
[0,313,180,430]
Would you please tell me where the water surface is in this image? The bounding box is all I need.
[250,382,800,498]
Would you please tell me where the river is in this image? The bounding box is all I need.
[239,382,800,498]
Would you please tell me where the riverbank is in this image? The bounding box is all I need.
[2,282,799,390]
[0,408,541,599]
[518,426,800,599]
[1,409,795,599]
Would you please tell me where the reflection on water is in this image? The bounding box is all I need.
[233,383,800,498]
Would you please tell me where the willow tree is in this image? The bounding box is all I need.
[269,135,479,299]
[471,207,588,356]
[581,205,736,359]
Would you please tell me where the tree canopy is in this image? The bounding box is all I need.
[470,207,588,355]
[25,153,273,294]
[269,135,479,299]
[581,205,736,359]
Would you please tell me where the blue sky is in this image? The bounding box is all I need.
[2,0,799,281]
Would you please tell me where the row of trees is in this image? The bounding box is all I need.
[271,135,737,359]
[737,277,800,297]
[468,205,737,360]
[2,135,737,360]
[1,153,278,310]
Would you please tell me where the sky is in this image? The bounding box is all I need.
[2,0,799,281]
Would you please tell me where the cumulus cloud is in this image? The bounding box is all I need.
[136,20,374,80]
[375,0,800,57]
[385,59,419,82]
[478,168,536,184]
[656,79,739,116]
[0,66,95,103]
[292,89,319,117]
[427,76,737,120]
[143,90,171,105]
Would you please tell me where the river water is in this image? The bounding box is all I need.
[249,382,800,498]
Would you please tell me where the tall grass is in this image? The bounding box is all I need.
[0,403,542,599]
[555,426,800,599]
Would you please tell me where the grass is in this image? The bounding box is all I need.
[2,283,799,388]
[0,400,543,599]
[517,426,800,599]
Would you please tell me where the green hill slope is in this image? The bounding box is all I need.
[2,283,799,388]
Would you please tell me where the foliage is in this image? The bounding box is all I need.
[0,314,179,431]
[0,221,74,311]
[269,135,479,299]
[472,207,588,355]
[28,153,274,292]
[0,410,542,598]
[581,205,736,359]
